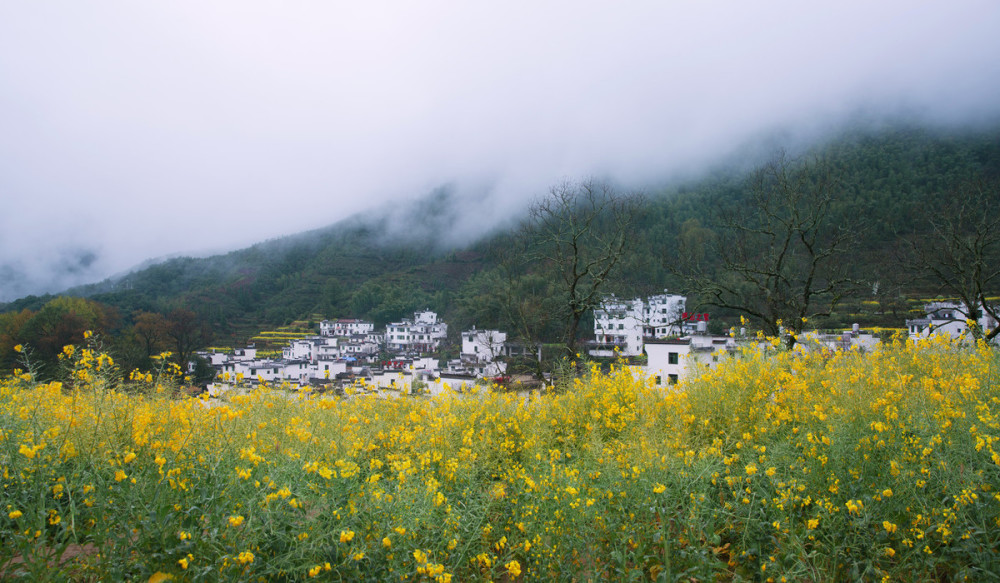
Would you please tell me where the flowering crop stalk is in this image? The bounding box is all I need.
[1,333,998,580]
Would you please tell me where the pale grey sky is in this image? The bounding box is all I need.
[2,1,999,300]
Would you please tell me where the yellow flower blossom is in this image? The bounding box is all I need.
[506,560,522,578]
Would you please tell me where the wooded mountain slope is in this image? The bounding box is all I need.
[3,124,998,345]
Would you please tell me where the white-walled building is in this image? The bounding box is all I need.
[281,336,340,362]
[461,328,507,360]
[386,310,448,354]
[906,301,998,341]
[441,328,512,378]
[591,296,645,357]
[590,291,688,357]
[644,333,733,387]
[221,353,348,386]
[202,350,228,366]
[320,319,375,337]
[314,358,349,379]
[316,343,341,361]
[644,292,687,338]
[340,335,380,359]
[232,347,257,361]
[371,369,413,392]
[438,372,479,393]
[798,325,880,352]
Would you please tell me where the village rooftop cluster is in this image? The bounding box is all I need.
[197,292,996,395]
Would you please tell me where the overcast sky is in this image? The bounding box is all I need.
[2,1,999,301]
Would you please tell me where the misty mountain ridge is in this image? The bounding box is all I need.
[2,122,998,338]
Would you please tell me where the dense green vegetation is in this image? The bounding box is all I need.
[1,124,998,374]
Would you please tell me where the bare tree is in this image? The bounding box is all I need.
[907,177,1000,341]
[680,152,858,347]
[163,308,211,372]
[519,179,644,358]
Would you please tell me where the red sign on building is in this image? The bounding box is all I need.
[681,312,710,322]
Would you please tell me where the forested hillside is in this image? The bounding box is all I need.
[2,124,998,373]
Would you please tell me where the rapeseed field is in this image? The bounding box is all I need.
[2,335,998,581]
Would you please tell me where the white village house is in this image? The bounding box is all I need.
[320,318,375,337]
[591,296,645,357]
[643,320,734,386]
[906,301,998,342]
[643,291,687,338]
[589,290,688,357]
[445,327,508,377]
[386,310,448,354]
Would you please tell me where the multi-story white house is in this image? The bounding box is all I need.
[461,328,507,362]
[320,319,375,337]
[906,301,998,341]
[589,291,687,357]
[281,336,341,362]
[591,296,645,357]
[386,310,448,354]
[340,335,380,359]
[644,292,686,338]
[448,328,508,377]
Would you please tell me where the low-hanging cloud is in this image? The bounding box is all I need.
[1,1,999,301]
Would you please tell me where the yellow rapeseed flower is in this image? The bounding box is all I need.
[506,560,522,578]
